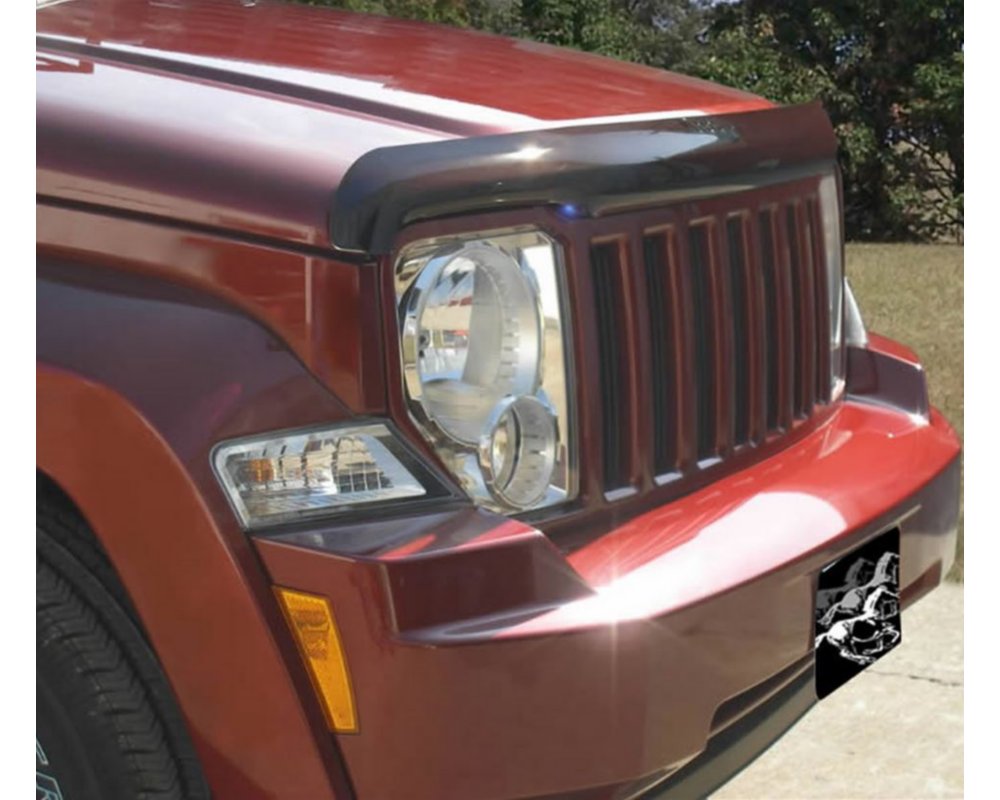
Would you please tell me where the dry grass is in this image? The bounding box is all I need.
[846,243,964,580]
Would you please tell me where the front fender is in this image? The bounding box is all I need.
[37,265,355,799]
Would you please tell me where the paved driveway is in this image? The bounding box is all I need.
[711,583,963,799]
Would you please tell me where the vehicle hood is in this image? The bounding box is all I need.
[36,0,771,247]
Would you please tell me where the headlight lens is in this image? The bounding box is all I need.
[396,229,575,513]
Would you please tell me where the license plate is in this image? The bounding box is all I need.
[814,528,901,699]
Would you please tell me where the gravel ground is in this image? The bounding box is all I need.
[711,583,963,799]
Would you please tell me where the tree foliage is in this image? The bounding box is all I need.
[689,0,963,241]
[304,0,963,241]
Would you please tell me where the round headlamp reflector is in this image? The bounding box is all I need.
[404,242,541,444]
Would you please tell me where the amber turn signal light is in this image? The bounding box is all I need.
[274,587,358,733]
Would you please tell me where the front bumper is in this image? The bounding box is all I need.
[256,392,960,800]
[646,655,817,799]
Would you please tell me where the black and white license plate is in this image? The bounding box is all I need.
[814,528,901,699]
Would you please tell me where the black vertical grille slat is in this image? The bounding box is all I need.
[807,198,831,403]
[687,225,716,460]
[591,242,628,490]
[785,205,807,418]
[758,209,781,432]
[797,204,818,413]
[726,217,751,446]
[644,234,677,475]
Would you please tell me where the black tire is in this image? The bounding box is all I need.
[37,502,210,800]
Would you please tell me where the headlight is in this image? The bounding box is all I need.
[819,174,846,398]
[395,228,575,512]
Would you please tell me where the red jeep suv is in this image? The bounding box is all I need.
[36,1,961,798]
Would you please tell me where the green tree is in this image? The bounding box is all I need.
[688,0,963,241]
[518,1,647,62]
[625,1,713,68]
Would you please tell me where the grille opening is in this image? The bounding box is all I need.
[758,209,781,432]
[785,205,808,418]
[726,217,751,446]
[687,224,717,461]
[571,179,836,519]
[643,232,678,475]
[591,241,630,491]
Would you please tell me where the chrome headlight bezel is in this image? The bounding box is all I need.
[393,226,576,514]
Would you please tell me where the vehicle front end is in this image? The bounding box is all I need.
[239,105,959,800]
[36,3,960,798]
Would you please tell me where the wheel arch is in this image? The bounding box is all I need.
[36,249,359,797]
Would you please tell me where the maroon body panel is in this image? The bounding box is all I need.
[37,202,386,413]
[36,2,960,799]
[37,0,766,126]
